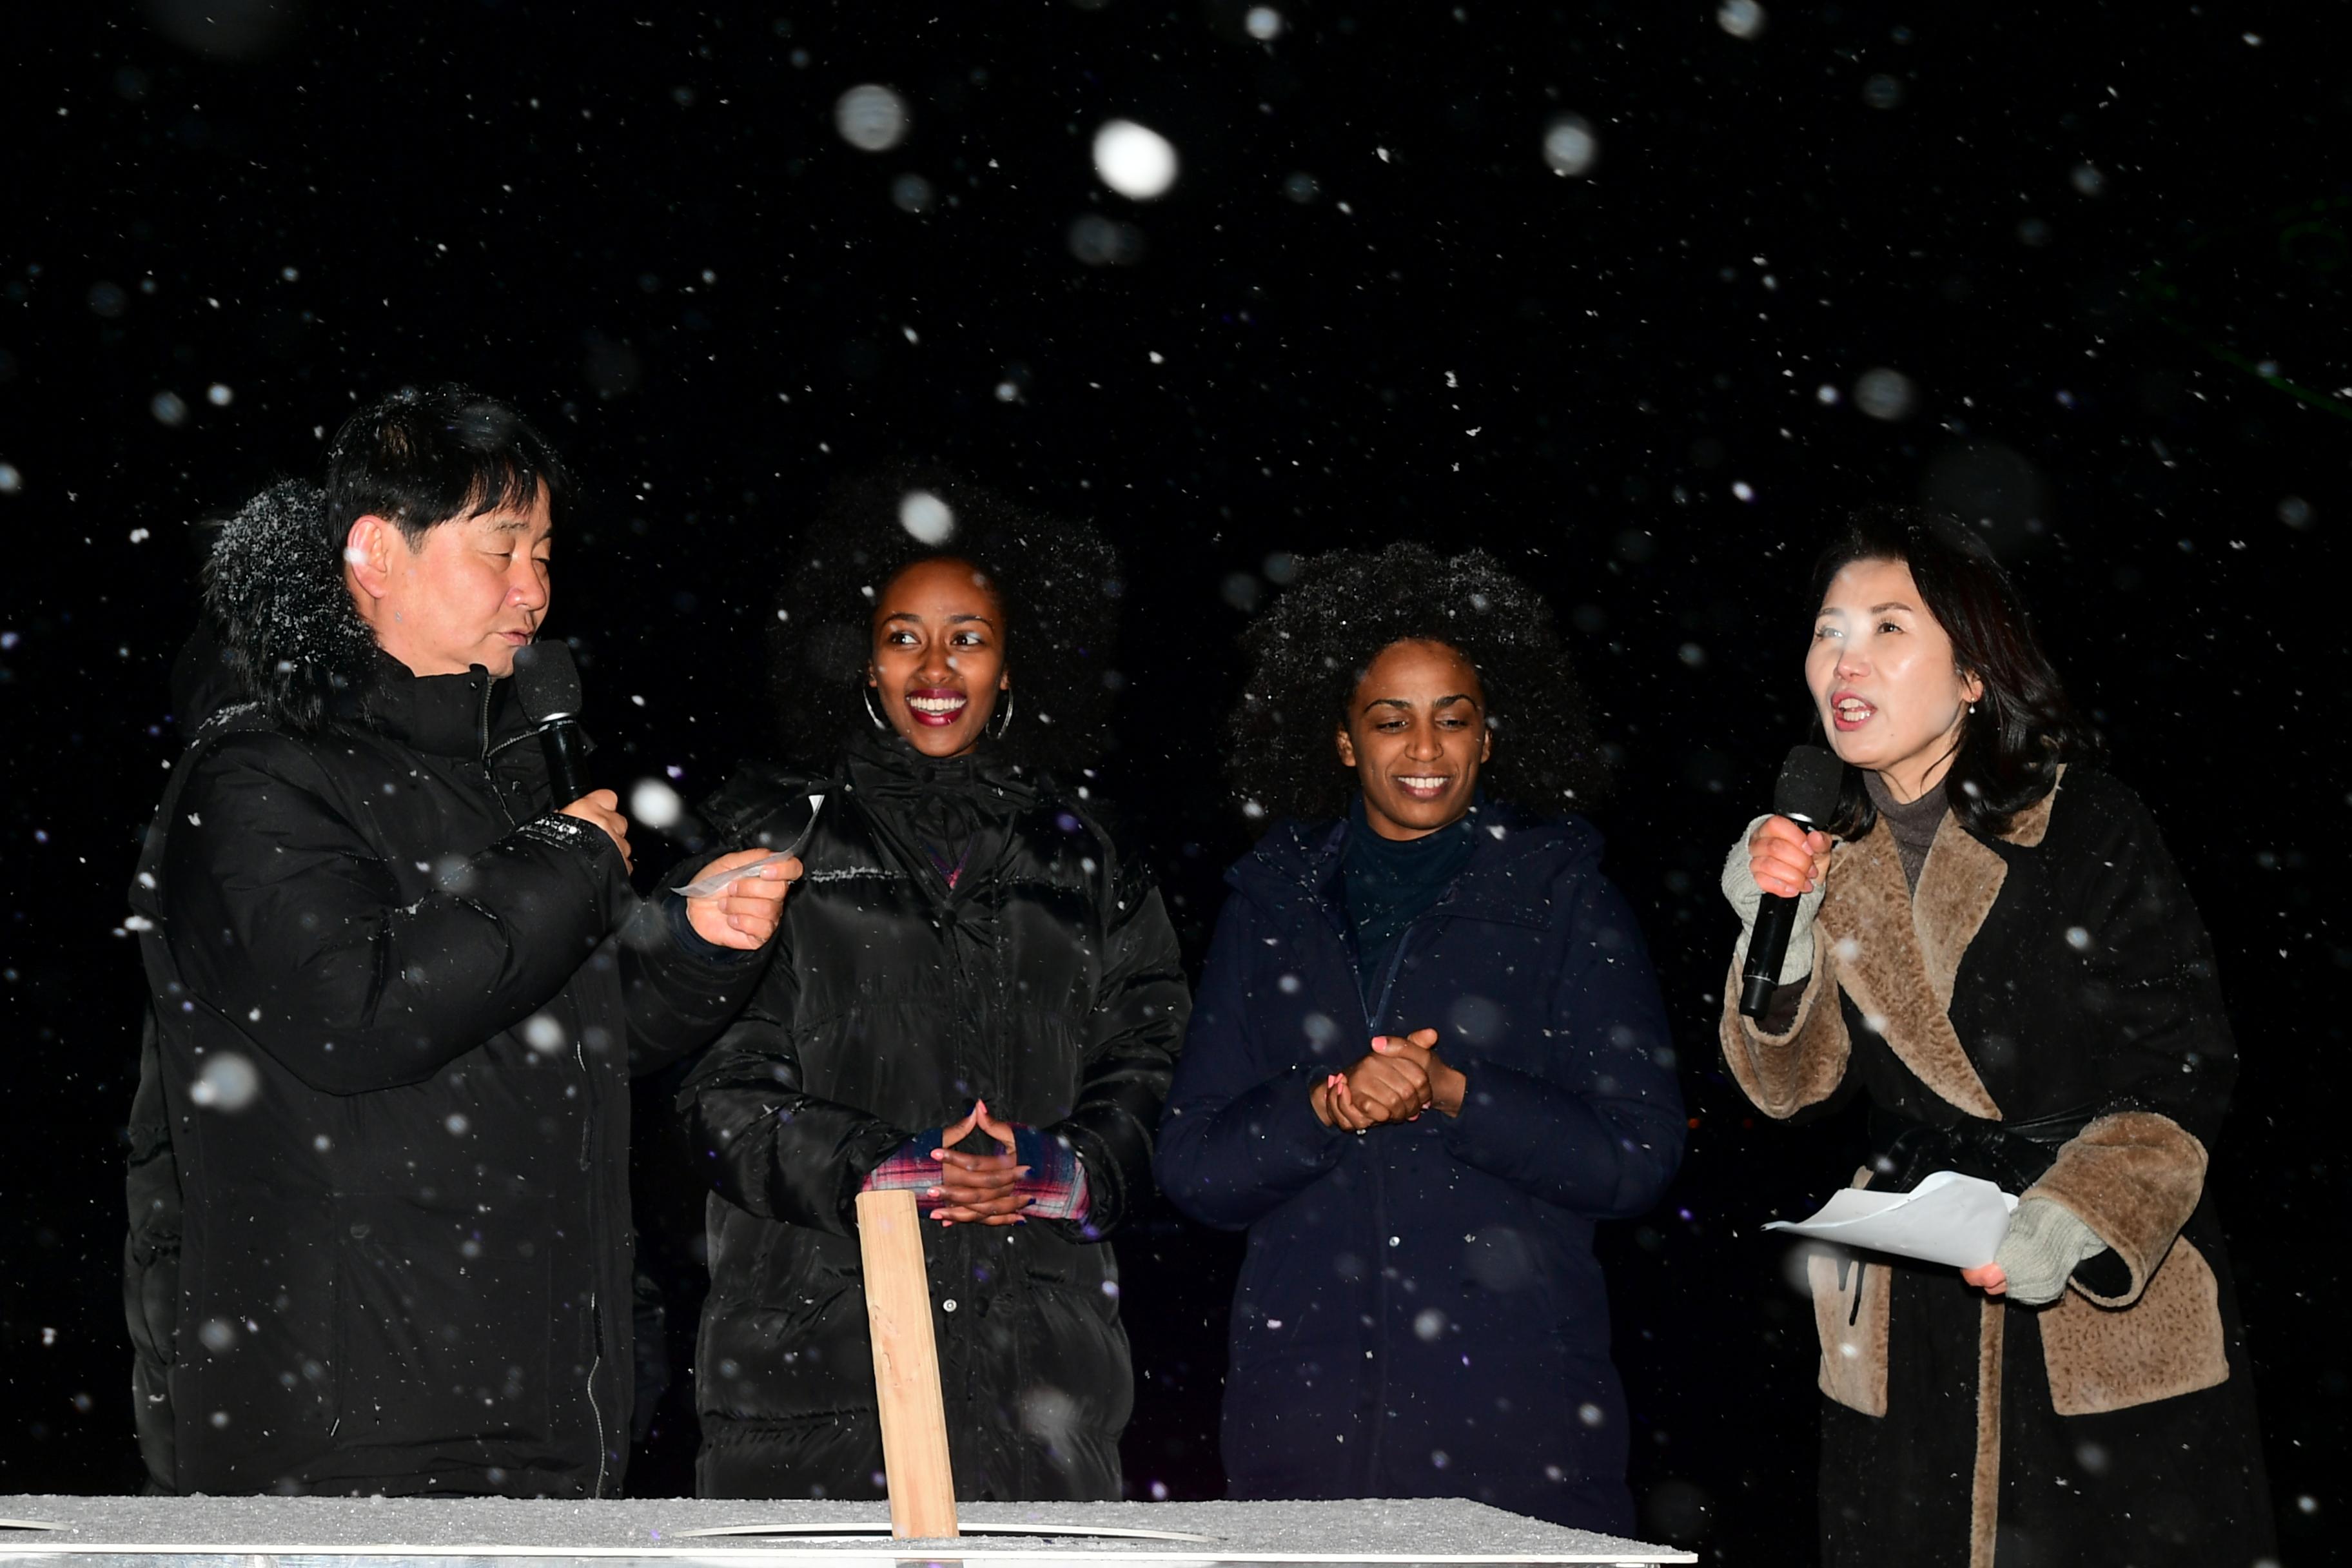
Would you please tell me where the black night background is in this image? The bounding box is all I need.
[1,1,2344,1558]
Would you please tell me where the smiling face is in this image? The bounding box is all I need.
[868,556,1009,758]
[1337,638,1492,840]
[1807,556,1984,802]
[346,488,553,678]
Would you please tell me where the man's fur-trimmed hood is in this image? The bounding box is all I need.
[201,479,380,734]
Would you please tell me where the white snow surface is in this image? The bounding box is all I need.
[0,1496,1690,1563]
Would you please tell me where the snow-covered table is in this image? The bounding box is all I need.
[0,1497,1690,1566]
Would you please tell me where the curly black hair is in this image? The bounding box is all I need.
[766,468,1122,778]
[1228,542,1610,823]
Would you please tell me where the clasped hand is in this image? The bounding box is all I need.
[1311,1028,1468,1131]
[925,1099,1035,1228]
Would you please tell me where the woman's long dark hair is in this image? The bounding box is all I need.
[1812,507,2101,839]
[1226,542,1609,823]
[765,469,1121,778]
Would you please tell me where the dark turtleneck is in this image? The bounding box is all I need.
[1865,770,1950,894]
[1340,792,1478,990]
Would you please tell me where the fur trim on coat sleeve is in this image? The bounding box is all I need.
[2023,1110,2208,1308]
[2034,1234,2230,1415]
[1718,950,1850,1118]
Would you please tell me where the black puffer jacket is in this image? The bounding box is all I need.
[124,482,762,1496]
[681,731,1188,1501]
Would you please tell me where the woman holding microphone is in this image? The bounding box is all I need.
[1720,510,2271,1565]
[1157,543,1684,1533]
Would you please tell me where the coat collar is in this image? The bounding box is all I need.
[840,726,1041,813]
[1233,803,1597,934]
[2000,776,2059,847]
[361,654,529,762]
[1816,769,2066,1119]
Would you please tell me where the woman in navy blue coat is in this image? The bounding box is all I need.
[1155,544,1685,1532]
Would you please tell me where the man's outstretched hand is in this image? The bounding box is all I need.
[681,849,798,950]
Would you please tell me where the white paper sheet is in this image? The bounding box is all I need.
[1763,1169,2019,1269]
[676,794,827,897]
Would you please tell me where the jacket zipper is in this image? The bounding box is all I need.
[1351,897,1449,1493]
[498,668,605,1494]
[476,676,522,830]
[476,674,495,768]
[1300,837,1450,1494]
[571,901,604,1492]
[585,1287,609,1497]
[1364,923,1418,1035]
[576,1037,593,1169]
[1360,922,1422,1493]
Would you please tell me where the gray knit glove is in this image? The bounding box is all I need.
[1992,1197,2110,1306]
[1721,814,1827,985]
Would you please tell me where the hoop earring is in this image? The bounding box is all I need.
[991,691,1015,740]
[862,685,890,731]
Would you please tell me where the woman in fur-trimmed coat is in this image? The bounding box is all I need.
[1719,511,2273,1568]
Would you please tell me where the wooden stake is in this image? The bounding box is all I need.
[855,1188,959,1539]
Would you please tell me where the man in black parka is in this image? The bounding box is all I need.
[121,386,789,1497]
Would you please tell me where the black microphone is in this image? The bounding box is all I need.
[511,640,593,804]
[1738,744,1845,1020]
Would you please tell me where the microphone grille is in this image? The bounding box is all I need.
[1773,745,1844,825]
[511,640,583,722]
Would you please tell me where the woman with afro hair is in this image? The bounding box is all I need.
[678,473,1188,1501]
[1155,542,1684,1533]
